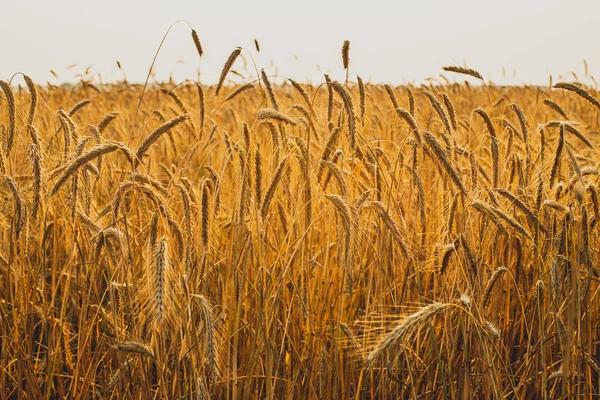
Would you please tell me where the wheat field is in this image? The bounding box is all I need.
[2,36,600,399]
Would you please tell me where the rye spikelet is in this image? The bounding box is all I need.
[384,84,399,109]
[470,151,479,189]
[509,103,528,145]
[424,90,453,136]
[113,341,155,359]
[357,76,365,124]
[554,82,600,111]
[261,157,289,218]
[330,81,357,149]
[406,87,415,116]
[68,99,91,117]
[341,40,350,70]
[4,175,27,238]
[261,69,279,110]
[196,83,205,134]
[255,147,262,204]
[292,104,319,139]
[393,107,420,141]
[257,108,297,125]
[442,66,484,81]
[438,242,457,274]
[543,99,569,119]
[588,184,600,222]
[492,203,532,239]
[267,201,285,236]
[23,75,37,127]
[325,194,355,275]
[215,48,241,95]
[550,123,565,188]
[191,29,203,57]
[136,114,188,161]
[442,93,457,130]
[28,143,43,219]
[176,184,193,250]
[320,160,348,197]
[289,79,318,121]
[565,144,584,187]
[225,83,255,102]
[423,132,467,195]
[470,200,509,236]
[192,294,217,383]
[367,301,454,364]
[201,181,211,248]
[0,81,16,153]
[154,237,168,324]
[98,113,118,133]
[483,266,508,307]
[542,200,568,213]
[0,142,5,175]
[495,188,544,231]
[325,74,334,123]
[322,150,342,190]
[362,200,411,257]
[50,142,133,196]
[475,108,499,187]
[130,172,169,196]
[563,123,593,149]
[149,211,159,250]
[57,109,77,159]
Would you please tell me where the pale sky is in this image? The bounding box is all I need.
[1,0,599,86]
